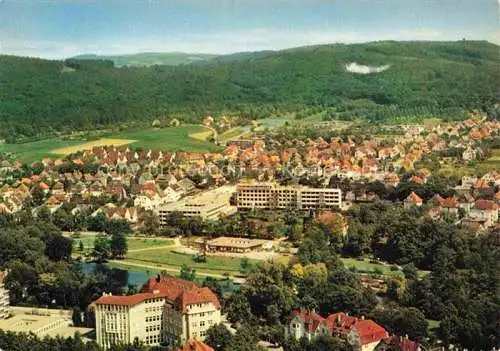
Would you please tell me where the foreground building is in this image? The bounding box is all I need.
[91,275,221,349]
[236,181,342,211]
[0,271,10,319]
[285,310,389,351]
[179,339,214,351]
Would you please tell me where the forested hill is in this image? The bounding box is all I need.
[1,40,499,141]
[70,52,217,67]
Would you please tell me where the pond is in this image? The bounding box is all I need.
[82,262,150,288]
[81,262,240,293]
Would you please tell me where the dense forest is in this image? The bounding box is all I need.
[1,40,499,141]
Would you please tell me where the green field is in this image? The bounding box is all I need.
[72,235,174,254]
[341,258,403,276]
[0,125,221,163]
[219,127,246,141]
[107,126,221,152]
[126,248,257,275]
[0,138,82,163]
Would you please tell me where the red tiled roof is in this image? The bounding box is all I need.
[179,339,214,351]
[405,192,422,204]
[141,275,221,312]
[441,197,459,208]
[93,292,167,306]
[292,311,325,333]
[353,319,389,346]
[326,312,359,333]
[475,200,498,211]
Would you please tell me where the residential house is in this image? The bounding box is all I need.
[347,319,389,351]
[469,200,498,227]
[285,311,388,351]
[284,311,330,341]
[404,192,422,209]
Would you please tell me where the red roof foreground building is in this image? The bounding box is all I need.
[92,275,221,312]
[286,310,390,350]
[351,319,389,347]
[179,339,214,351]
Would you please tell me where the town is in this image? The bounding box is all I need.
[1,2,499,350]
[0,111,499,350]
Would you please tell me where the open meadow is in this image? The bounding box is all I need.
[0,125,221,163]
[51,138,137,155]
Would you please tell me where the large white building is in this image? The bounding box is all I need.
[236,181,342,211]
[91,275,221,350]
[156,186,236,222]
[0,271,10,319]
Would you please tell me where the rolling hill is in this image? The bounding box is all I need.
[70,52,217,67]
[0,41,499,142]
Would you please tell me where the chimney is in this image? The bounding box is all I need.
[156,274,161,282]
[361,315,365,320]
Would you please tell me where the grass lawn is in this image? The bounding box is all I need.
[340,258,403,276]
[126,248,258,275]
[72,235,174,254]
[107,125,221,152]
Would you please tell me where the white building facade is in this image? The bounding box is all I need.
[236,182,342,210]
[92,275,221,350]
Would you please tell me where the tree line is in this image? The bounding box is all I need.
[1,40,499,141]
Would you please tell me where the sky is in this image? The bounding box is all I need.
[0,0,499,59]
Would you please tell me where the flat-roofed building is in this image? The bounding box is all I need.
[0,307,92,339]
[157,186,236,223]
[236,181,341,210]
[91,275,221,350]
[0,271,10,319]
[193,237,272,253]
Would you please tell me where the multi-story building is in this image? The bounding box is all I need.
[156,186,236,223]
[0,271,10,319]
[91,275,221,350]
[236,181,342,211]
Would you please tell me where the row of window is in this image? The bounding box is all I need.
[191,319,214,328]
[145,315,162,322]
[192,330,207,338]
[145,306,163,313]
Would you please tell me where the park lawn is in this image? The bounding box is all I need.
[72,235,98,254]
[0,138,81,163]
[126,248,258,275]
[340,258,403,276]
[127,238,175,251]
[107,125,222,152]
[71,236,173,254]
